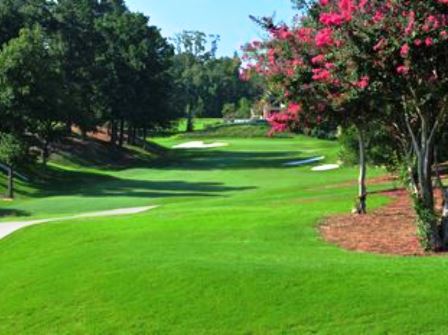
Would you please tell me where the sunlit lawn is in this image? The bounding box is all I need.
[0,135,446,334]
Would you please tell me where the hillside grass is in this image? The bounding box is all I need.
[1,135,447,334]
[176,118,224,132]
[179,122,294,139]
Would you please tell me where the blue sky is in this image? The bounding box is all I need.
[125,0,296,57]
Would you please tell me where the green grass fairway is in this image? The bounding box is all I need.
[0,136,446,334]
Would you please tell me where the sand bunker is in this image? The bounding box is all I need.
[0,206,157,240]
[312,164,340,171]
[173,141,229,149]
[283,156,325,167]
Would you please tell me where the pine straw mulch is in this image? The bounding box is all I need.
[320,188,446,257]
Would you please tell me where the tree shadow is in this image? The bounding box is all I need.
[50,136,169,172]
[0,208,31,219]
[30,169,256,199]
[159,149,320,170]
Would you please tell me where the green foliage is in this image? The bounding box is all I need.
[0,133,27,167]
[0,25,63,134]
[236,97,252,118]
[338,125,398,168]
[0,0,178,156]
[171,34,262,121]
[221,103,237,120]
[412,196,439,251]
[222,98,253,121]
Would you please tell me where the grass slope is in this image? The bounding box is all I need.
[176,120,296,139]
[0,135,444,334]
[177,118,224,132]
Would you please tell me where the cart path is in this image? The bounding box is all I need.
[0,206,158,240]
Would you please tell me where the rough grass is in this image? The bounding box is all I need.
[1,135,447,334]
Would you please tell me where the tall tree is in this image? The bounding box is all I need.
[0,25,63,142]
[0,133,27,199]
[96,8,175,145]
[54,0,101,135]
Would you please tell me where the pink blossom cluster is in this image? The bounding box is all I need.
[241,0,448,134]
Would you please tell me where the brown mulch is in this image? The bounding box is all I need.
[319,188,439,256]
[72,126,111,143]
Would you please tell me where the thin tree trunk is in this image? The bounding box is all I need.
[186,104,194,132]
[355,125,367,214]
[118,119,125,147]
[128,124,137,145]
[434,150,448,248]
[42,139,49,166]
[81,128,88,141]
[442,192,448,247]
[404,109,441,250]
[65,121,72,135]
[6,166,13,199]
[111,120,117,145]
[127,124,133,145]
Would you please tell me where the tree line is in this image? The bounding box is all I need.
[0,0,260,198]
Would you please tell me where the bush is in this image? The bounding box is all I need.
[222,103,237,121]
[236,97,252,119]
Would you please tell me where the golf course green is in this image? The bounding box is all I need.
[0,135,446,334]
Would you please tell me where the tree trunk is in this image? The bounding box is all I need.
[42,140,49,166]
[440,188,448,247]
[110,120,117,145]
[118,119,125,147]
[434,150,448,248]
[354,125,367,214]
[127,124,133,145]
[132,127,137,145]
[81,128,88,141]
[186,104,194,132]
[6,165,14,199]
[65,121,72,135]
[405,110,441,250]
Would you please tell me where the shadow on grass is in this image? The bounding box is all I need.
[0,208,31,218]
[6,144,315,202]
[27,166,256,200]
[160,150,319,170]
[50,136,168,172]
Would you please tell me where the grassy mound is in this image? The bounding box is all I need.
[0,135,169,202]
[51,136,167,169]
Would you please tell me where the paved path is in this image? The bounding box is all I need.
[0,206,157,240]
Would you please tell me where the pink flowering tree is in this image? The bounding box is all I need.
[243,8,380,214]
[245,0,448,250]
[317,0,448,250]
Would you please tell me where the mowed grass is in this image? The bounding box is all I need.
[0,136,447,334]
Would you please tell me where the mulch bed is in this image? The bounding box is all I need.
[319,188,440,256]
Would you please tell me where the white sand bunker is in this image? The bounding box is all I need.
[0,205,157,241]
[173,141,229,149]
[283,156,325,167]
[312,164,340,171]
